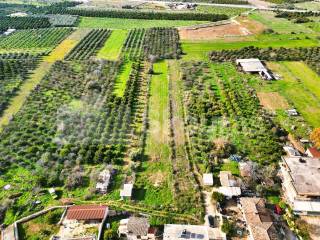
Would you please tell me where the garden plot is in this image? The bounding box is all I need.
[179,21,252,41]
[257,92,289,111]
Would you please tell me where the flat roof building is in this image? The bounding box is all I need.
[120,183,133,200]
[236,59,273,80]
[203,173,213,186]
[280,156,320,215]
[218,171,241,198]
[163,224,226,240]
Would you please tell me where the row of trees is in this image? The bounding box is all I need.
[123,28,182,60]
[65,29,111,60]
[0,56,40,116]
[0,16,51,32]
[48,7,229,21]
[0,28,73,50]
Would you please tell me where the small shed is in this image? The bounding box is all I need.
[236,59,273,80]
[120,184,133,200]
[203,173,213,186]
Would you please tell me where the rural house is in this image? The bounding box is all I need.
[163,224,226,240]
[54,205,108,240]
[280,156,320,215]
[118,217,155,240]
[240,197,279,240]
[218,171,241,198]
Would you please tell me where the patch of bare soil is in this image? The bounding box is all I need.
[179,22,251,41]
[236,16,266,34]
[257,92,289,110]
[149,170,166,187]
[300,216,320,240]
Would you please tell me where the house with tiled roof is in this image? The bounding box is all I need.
[118,217,156,240]
[66,205,108,221]
[240,197,279,240]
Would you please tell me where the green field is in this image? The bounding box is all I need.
[79,17,208,29]
[113,60,132,97]
[249,11,314,34]
[135,60,173,207]
[253,61,320,128]
[181,33,319,60]
[196,5,249,17]
[97,30,128,60]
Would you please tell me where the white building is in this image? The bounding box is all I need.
[236,59,273,80]
[218,171,241,198]
[203,173,213,186]
[120,183,133,200]
[280,156,320,215]
[163,224,226,240]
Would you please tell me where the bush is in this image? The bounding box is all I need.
[212,191,225,203]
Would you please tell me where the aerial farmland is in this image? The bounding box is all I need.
[0,0,320,239]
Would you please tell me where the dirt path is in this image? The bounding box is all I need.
[0,29,90,132]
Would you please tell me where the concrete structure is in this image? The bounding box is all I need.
[218,171,241,198]
[120,183,133,200]
[280,156,320,215]
[203,173,213,186]
[163,224,226,240]
[96,168,112,194]
[283,146,301,157]
[118,217,155,240]
[306,147,320,158]
[236,59,273,80]
[240,198,279,240]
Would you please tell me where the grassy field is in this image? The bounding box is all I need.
[0,29,87,132]
[252,61,320,128]
[196,5,249,17]
[97,30,128,61]
[181,33,319,60]
[135,60,173,207]
[249,11,313,34]
[79,17,208,29]
[113,60,132,97]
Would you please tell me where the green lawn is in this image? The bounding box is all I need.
[113,60,133,97]
[254,61,320,128]
[79,17,208,29]
[97,30,128,60]
[249,11,313,34]
[221,161,240,176]
[181,33,319,60]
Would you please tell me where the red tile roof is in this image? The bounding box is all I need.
[66,205,108,220]
[308,147,320,158]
